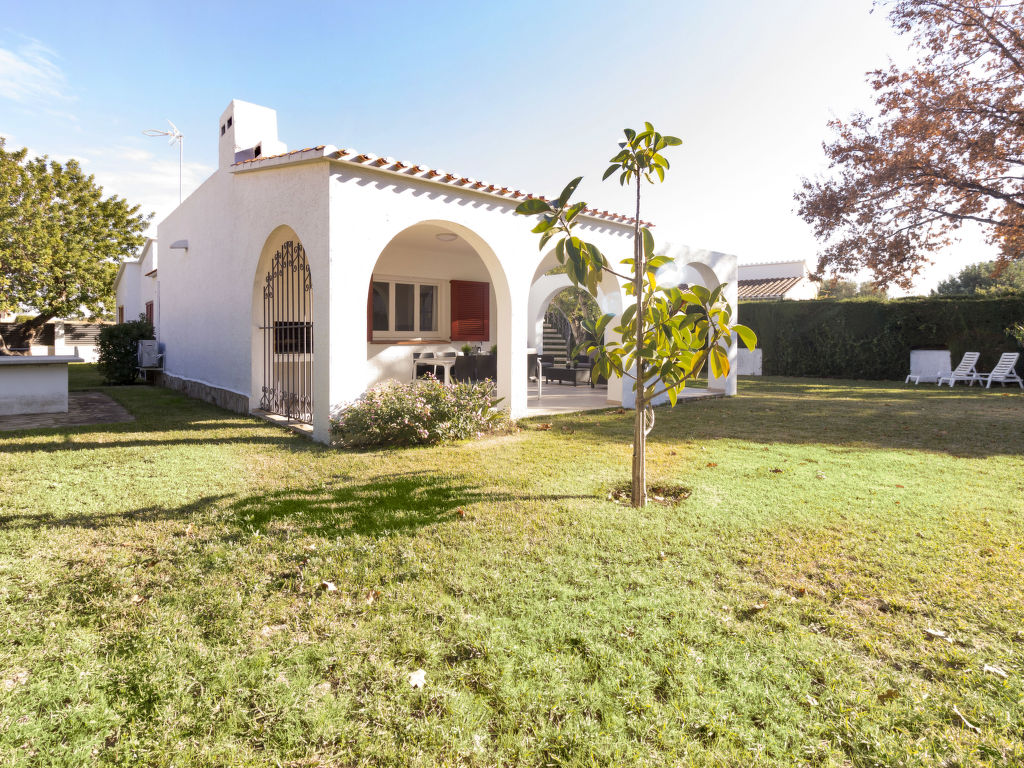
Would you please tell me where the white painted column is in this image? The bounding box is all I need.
[502,277,529,418]
[322,255,374,444]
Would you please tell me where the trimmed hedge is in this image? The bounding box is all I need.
[97,316,154,385]
[740,296,1024,380]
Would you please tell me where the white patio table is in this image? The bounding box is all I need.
[411,355,457,382]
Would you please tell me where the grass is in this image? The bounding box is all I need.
[1,366,1022,767]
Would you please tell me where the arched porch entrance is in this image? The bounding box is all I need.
[364,220,514,399]
[526,249,626,413]
[252,229,314,425]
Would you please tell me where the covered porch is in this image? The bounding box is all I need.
[525,380,722,418]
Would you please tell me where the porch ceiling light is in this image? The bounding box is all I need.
[435,232,458,242]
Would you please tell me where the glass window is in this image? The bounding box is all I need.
[372,282,389,331]
[395,283,415,331]
[370,278,441,336]
[419,284,437,332]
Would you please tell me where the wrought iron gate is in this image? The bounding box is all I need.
[259,240,313,423]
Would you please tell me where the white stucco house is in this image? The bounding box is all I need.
[113,238,159,327]
[116,100,739,443]
[737,259,819,301]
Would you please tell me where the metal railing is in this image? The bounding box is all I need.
[544,308,575,358]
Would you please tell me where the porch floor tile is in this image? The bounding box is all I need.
[525,383,722,418]
[0,392,134,432]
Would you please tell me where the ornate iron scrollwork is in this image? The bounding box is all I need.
[261,241,313,424]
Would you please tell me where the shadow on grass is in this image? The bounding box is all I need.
[0,494,231,531]
[0,421,311,453]
[228,470,590,539]
[0,384,318,453]
[553,377,1024,458]
[3,472,591,538]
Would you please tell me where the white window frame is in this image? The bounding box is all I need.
[370,274,444,341]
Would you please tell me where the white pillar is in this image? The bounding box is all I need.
[503,278,529,418]
[322,258,373,443]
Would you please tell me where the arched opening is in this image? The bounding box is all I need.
[526,248,626,409]
[251,227,314,425]
[365,220,511,395]
[648,254,732,395]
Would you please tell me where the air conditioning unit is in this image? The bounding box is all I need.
[138,340,162,369]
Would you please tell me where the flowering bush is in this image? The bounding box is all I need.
[330,377,508,448]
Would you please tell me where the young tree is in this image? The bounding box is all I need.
[796,0,1024,289]
[933,260,1024,295]
[0,138,148,343]
[516,124,755,508]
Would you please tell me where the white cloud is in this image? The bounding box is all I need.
[0,39,68,104]
[77,143,212,235]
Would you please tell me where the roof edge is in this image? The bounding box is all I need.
[231,144,652,229]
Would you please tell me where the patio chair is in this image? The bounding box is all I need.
[980,352,1023,389]
[936,351,981,387]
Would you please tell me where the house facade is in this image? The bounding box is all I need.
[113,238,159,328]
[737,259,819,301]
[118,100,739,443]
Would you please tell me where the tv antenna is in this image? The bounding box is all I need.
[143,120,184,204]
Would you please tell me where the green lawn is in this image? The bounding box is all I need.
[1,367,1022,767]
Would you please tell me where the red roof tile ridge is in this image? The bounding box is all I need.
[233,145,327,166]
[235,143,653,226]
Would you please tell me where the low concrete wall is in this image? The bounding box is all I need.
[0,356,81,415]
[736,348,762,376]
[154,372,250,414]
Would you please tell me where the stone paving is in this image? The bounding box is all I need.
[0,392,134,432]
[525,383,722,417]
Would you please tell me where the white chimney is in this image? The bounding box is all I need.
[218,100,288,169]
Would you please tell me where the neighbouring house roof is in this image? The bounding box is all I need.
[232,145,654,228]
[738,258,807,269]
[737,276,804,301]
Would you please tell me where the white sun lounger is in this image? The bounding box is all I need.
[980,352,1023,389]
[935,351,981,387]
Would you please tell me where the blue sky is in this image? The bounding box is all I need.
[0,0,993,293]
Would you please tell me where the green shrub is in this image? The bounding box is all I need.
[740,296,1024,380]
[330,377,508,448]
[97,315,154,384]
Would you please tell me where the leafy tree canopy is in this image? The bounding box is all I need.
[933,259,1024,295]
[818,278,889,299]
[548,285,602,343]
[0,138,148,337]
[797,1,1024,289]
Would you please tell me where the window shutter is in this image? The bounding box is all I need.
[450,280,489,341]
[366,281,373,341]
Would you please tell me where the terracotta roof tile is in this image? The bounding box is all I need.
[232,145,326,165]
[233,143,652,227]
[737,276,804,300]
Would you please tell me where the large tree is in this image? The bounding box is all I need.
[797,0,1024,289]
[933,259,1024,294]
[0,138,148,341]
[817,278,890,299]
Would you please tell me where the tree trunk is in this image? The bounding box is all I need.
[631,174,647,508]
[11,313,55,347]
[0,332,19,355]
